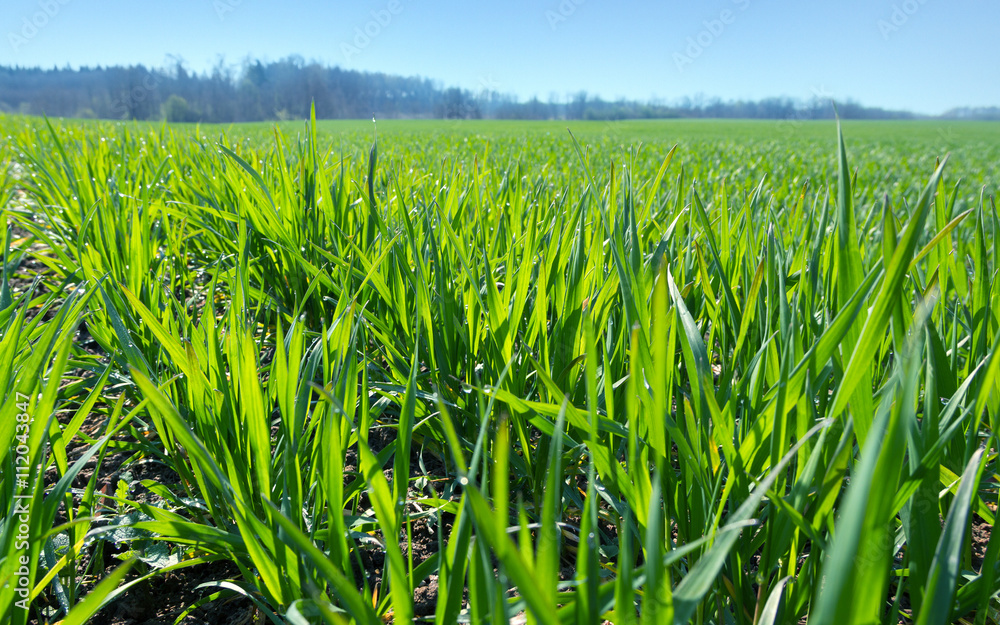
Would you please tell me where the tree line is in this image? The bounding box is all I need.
[0,58,978,123]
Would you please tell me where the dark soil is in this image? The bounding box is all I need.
[37,414,460,623]
[91,561,257,625]
[345,423,457,617]
[971,514,993,573]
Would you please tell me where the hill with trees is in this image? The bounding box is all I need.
[0,58,952,122]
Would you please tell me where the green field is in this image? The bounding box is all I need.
[1,114,999,624]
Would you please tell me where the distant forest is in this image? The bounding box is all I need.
[2,58,997,123]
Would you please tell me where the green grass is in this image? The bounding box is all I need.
[0,112,998,624]
[17,113,1000,143]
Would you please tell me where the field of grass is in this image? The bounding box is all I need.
[1,113,999,624]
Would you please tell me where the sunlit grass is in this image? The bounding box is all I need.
[1,112,998,624]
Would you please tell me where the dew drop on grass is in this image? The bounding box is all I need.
[458,476,469,486]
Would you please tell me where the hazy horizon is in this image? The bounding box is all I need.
[3,0,998,117]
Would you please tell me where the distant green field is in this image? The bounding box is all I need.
[21,112,1000,144]
[246,117,1000,148]
[1,113,999,624]
[272,118,998,211]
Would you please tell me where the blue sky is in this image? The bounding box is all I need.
[2,0,997,115]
